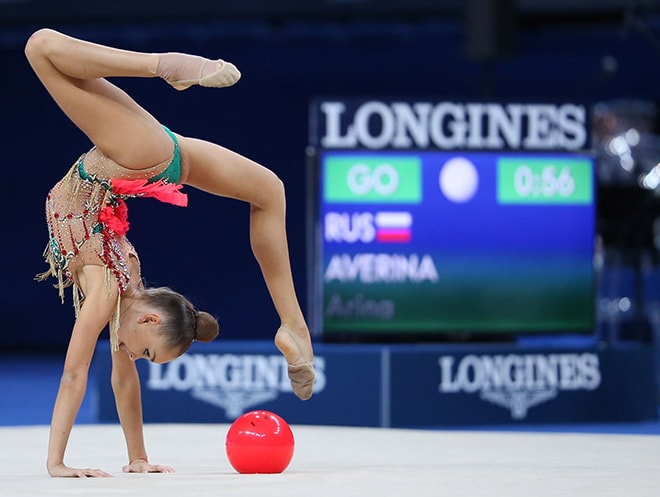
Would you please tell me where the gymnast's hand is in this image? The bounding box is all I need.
[122,458,175,474]
[48,462,112,478]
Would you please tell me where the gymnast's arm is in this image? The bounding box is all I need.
[47,266,117,478]
[111,343,174,474]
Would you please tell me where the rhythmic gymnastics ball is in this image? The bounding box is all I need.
[225,410,295,474]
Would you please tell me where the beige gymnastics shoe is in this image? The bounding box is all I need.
[275,325,315,401]
[163,57,241,91]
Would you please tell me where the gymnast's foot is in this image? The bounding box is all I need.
[275,325,315,401]
[154,52,241,91]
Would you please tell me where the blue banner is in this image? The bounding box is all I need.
[95,341,657,427]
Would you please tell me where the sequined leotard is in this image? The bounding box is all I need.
[37,126,187,350]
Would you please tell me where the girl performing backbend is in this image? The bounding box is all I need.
[25,28,314,478]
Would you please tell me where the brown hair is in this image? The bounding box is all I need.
[139,287,219,357]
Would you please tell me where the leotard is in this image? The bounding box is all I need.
[37,126,187,348]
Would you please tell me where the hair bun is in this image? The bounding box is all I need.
[194,311,220,342]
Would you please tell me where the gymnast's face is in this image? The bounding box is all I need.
[117,313,177,364]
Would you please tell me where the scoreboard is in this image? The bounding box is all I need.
[308,149,595,339]
[308,99,595,340]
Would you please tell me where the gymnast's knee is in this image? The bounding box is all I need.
[266,171,286,208]
[24,28,62,62]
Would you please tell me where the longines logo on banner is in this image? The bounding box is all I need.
[438,353,601,419]
[316,100,588,151]
[146,353,326,419]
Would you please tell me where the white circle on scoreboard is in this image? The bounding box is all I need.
[439,157,479,203]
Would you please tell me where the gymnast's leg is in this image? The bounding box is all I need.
[24,28,239,169]
[181,137,315,400]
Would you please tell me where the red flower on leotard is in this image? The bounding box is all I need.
[111,178,188,207]
[98,179,187,237]
[99,200,130,236]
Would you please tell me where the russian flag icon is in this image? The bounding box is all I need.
[375,212,412,243]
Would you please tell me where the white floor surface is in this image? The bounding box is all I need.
[0,424,659,497]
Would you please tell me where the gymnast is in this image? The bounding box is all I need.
[25,28,314,477]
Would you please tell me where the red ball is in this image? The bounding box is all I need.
[225,410,295,474]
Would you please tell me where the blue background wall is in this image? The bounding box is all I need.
[1,4,659,350]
